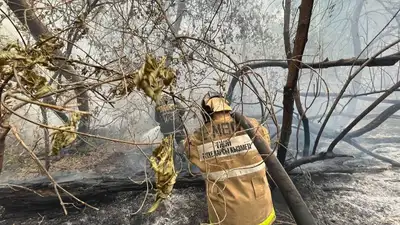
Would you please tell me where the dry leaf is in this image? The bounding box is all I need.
[111,54,176,102]
[50,112,81,156]
[0,35,62,97]
[147,135,178,213]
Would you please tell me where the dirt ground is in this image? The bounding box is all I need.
[1,154,399,225]
[0,119,400,224]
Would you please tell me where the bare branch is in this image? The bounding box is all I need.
[239,52,400,70]
[327,79,400,153]
[312,38,400,155]
[347,103,400,138]
[285,152,353,172]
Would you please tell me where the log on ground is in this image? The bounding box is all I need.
[0,171,204,213]
[0,163,393,215]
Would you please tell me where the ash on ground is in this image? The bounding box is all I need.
[1,160,399,225]
[1,121,400,224]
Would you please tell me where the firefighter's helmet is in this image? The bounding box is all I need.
[201,92,232,123]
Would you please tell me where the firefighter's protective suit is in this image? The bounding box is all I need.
[184,95,275,225]
[155,95,186,143]
[155,94,200,173]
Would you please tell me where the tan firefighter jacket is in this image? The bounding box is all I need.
[184,114,275,225]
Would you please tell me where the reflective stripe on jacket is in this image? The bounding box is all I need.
[184,114,275,225]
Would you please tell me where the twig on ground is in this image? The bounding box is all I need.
[0,183,44,197]
[288,166,393,175]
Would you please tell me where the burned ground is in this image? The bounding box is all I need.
[1,119,400,225]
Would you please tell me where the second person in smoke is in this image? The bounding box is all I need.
[154,93,200,174]
[183,92,276,225]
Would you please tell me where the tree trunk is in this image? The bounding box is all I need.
[282,0,311,157]
[345,0,365,115]
[6,0,90,134]
[294,90,310,156]
[277,0,314,165]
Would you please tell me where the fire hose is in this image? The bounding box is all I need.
[232,112,316,225]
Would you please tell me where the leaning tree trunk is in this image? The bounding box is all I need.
[6,0,90,134]
[327,79,400,152]
[347,103,400,138]
[277,0,314,165]
[232,112,316,225]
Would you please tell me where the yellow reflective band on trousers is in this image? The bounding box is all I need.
[208,208,276,225]
[259,208,276,225]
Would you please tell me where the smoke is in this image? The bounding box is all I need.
[140,126,163,143]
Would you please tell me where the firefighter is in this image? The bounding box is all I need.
[154,94,200,174]
[183,92,276,225]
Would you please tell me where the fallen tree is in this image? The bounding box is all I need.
[0,156,394,218]
[0,171,204,214]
